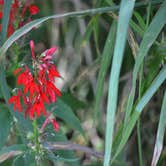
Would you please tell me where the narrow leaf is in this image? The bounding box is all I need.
[151,90,166,166]
[95,21,117,119]
[53,99,84,135]
[104,0,136,165]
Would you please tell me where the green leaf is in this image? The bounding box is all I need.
[95,21,116,120]
[0,0,12,44]
[135,66,166,113]
[12,155,25,166]
[151,90,166,166]
[0,105,12,149]
[52,99,84,135]
[104,0,136,165]
[0,145,26,163]
[61,93,86,110]
[130,19,144,37]
[13,151,37,166]
[133,11,146,31]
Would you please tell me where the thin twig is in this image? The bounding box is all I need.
[43,141,104,159]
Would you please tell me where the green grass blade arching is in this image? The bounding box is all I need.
[95,21,117,120]
[151,90,166,166]
[0,0,12,44]
[104,0,136,165]
[112,65,166,163]
[124,0,166,126]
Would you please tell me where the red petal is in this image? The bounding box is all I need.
[30,40,35,59]
[29,5,39,15]
[51,119,59,132]
[13,68,22,75]
[0,12,3,19]
[7,24,14,37]
[8,96,17,104]
[0,0,4,5]
[46,47,57,56]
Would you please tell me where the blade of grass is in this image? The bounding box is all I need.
[137,64,144,166]
[130,20,144,37]
[104,0,136,165]
[95,21,117,120]
[146,1,152,28]
[133,11,146,31]
[112,65,166,163]
[151,90,166,166]
[0,0,12,44]
[124,0,166,127]
[135,70,166,113]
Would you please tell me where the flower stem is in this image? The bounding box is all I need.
[33,118,40,165]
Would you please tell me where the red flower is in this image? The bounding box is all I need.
[0,12,3,19]
[48,65,61,81]
[29,98,47,119]
[0,0,4,5]
[29,5,40,15]
[8,90,22,112]
[0,1,40,37]
[12,0,19,9]
[9,40,61,125]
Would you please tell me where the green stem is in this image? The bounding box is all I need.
[137,119,143,166]
[33,118,40,165]
[137,64,144,166]
[146,1,152,28]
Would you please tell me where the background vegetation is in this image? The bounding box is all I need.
[0,0,165,165]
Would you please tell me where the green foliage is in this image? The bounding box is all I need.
[0,0,12,43]
[0,105,12,148]
[52,99,84,135]
[0,0,165,165]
